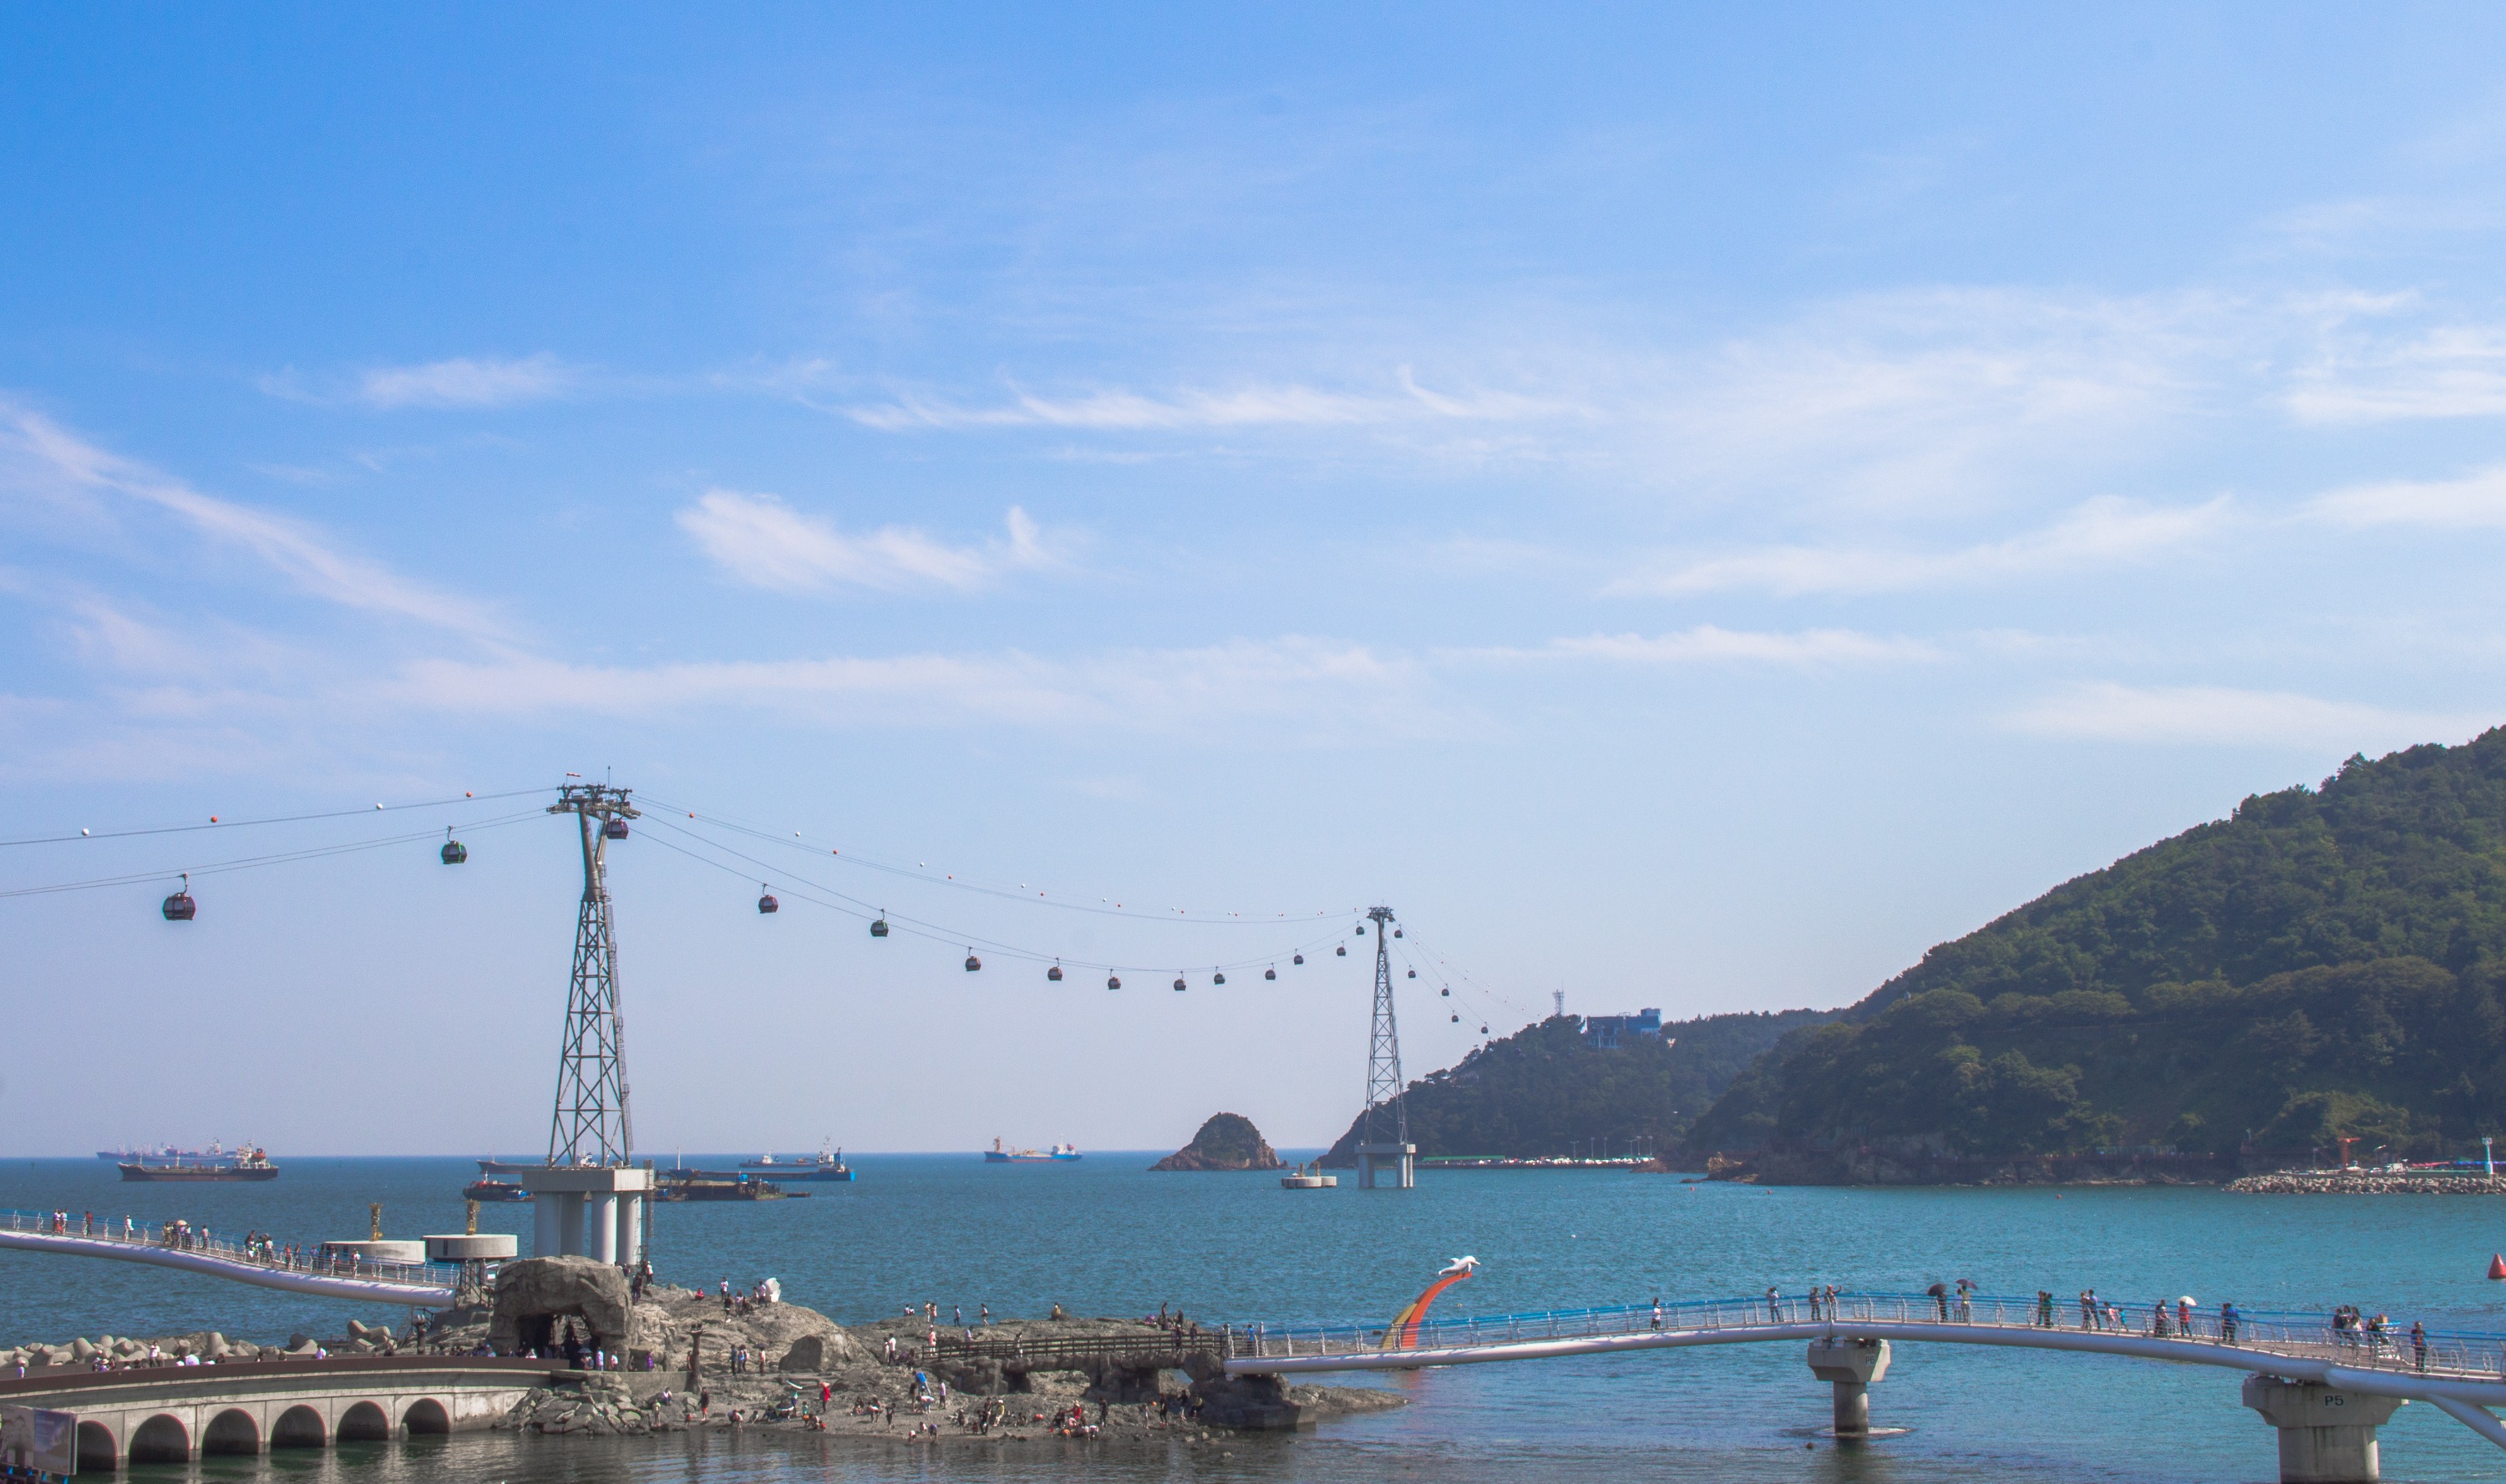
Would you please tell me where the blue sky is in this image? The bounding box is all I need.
[7,6,2506,1154]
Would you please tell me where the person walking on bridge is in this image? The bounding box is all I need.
[2079,1291,2096,1329]
[1651,1297,1664,1330]
[1926,1283,1949,1320]
[2219,1301,2239,1345]
[2412,1319,2428,1371]
[1767,1287,1783,1322]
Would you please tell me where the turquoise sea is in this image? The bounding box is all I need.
[6,1152,2506,1481]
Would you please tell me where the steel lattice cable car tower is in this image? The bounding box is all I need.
[1356,904,1414,1188]
[520,783,656,1268]
[548,783,637,1165]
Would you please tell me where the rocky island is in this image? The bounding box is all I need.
[1,1256,1401,1451]
[1150,1112,1286,1171]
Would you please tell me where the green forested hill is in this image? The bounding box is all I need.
[1321,1007,1830,1162]
[1687,729,2506,1160]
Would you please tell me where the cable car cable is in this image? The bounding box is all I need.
[0,788,549,848]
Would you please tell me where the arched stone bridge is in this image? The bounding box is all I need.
[0,1355,554,1470]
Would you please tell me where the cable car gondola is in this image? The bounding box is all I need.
[758,887,779,914]
[1293,953,1304,965]
[1479,1025,1489,1035]
[1264,965,1276,980]
[160,873,196,922]
[1393,928,1403,938]
[1355,924,1365,935]
[440,828,467,864]
[1048,962,1063,982]
[1173,976,1187,991]
[870,915,889,938]
[1107,975,1122,990]
[1451,1014,1459,1023]
[1407,969,1417,978]
[1336,945,1346,956]
[964,951,982,972]
[601,818,630,840]
[1441,987,1450,996]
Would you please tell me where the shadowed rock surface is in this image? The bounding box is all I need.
[1151,1113,1285,1171]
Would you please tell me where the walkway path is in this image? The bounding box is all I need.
[1225,1290,2506,1454]
[0,1210,459,1305]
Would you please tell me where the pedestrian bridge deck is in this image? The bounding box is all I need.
[0,1209,459,1305]
[1223,1290,2506,1454]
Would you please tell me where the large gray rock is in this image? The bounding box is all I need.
[489,1257,635,1357]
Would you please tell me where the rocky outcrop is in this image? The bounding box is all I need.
[505,1375,652,1435]
[2230,1171,2506,1193]
[488,1256,636,1356]
[1151,1112,1285,1171]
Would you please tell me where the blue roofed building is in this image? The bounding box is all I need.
[1583,1008,1663,1050]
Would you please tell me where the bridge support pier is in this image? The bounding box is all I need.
[1806,1337,1890,1439]
[2243,1376,2404,1483]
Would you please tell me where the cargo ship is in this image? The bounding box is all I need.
[462,1178,530,1203]
[655,1168,803,1202]
[119,1144,278,1182]
[738,1142,854,1181]
[984,1138,1081,1162]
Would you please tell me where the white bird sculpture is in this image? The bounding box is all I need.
[1439,1256,1480,1276]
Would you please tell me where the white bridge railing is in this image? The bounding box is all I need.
[0,1208,465,1292]
[1237,1290,2506,1384]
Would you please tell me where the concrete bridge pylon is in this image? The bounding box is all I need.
[1805,1335,1889,1438]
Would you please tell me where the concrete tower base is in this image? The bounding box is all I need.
[1354,1142,1415,1188]
[515,1166,653,1265]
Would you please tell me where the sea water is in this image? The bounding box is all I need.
[5,1152,2505,1481]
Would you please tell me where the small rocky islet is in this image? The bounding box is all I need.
[1149,1112,1286,1172]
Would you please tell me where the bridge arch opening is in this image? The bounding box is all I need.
[202,1408,261,1456]
[337,1400,393,1443]
[271,1405,327,1449]
[403,1398,451,1436]
[129,1414,190,1464]
[74,1421,116,1473]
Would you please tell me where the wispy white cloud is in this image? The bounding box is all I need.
[0,399,502,639]
[676,490,1063,594]
[842,367,1578,433]
[2307,465,2506,529]
[357,354,580,409]
[1458,626,1936,666]
[1611,496,2230,598]
[2286,321,2506,423]
[383,635,1441,738]
[258,353,582,410]
[2005,682,2490,749]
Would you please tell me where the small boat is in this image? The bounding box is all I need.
[120,1145,279,1183]
[984,1138,1082,1163]
[463,1179,530,1203]
[1280,1161,1337,1190]
[739,1141,855,1181]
